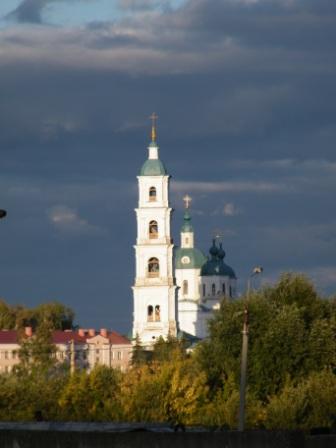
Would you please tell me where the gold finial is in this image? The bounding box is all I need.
[150,112,158,143]
[183,194,192,209]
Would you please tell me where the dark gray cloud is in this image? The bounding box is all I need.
[0,0,335,332]
[7,0,52,24]
[6,0,87,24]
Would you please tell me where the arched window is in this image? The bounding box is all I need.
[149,186,157,201]
[212,283,216,295]
[222,283,226,295]
[148,257,159,277]
[202,284,206,297]
[149,220,158,239]
[183,280,188,295]
[155,305,161,322]
[147,305,153,322]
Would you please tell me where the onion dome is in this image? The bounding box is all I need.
[218,243,226,259]
[209,239,219,257]
[181,211,193,233]
[201,240,236,278]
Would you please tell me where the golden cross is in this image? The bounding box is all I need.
[150,112,158,142]
[183,194,192,209]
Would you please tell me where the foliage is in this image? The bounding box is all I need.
[266,370,336,430]
[0,273,335,429]
[0,298,75,331]
[58,366,123,421]
[17,322,57,373]
[195,273,336,400]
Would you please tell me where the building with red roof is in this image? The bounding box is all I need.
[0,327,132,373]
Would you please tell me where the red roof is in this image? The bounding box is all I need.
[0,329,131,346]
[52,330,86,344]
[108,331,131,345]
[0,330,19,344]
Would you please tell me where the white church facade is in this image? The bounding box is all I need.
[132,118,236,344]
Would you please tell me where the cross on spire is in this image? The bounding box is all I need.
[212,228,224,241]
[150,112,158,143]
[183,194,192,209]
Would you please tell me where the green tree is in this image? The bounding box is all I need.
[131,334,149,366]
[18,322,57,373]
[195,273,336,400]
[265,370,336,430]
[59,366,123,421]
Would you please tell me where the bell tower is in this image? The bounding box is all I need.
[132,114,177,345]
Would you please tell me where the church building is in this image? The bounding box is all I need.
[132,117,236,344]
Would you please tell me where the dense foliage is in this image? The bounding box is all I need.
[0,274,335,429]
[0,299,75,331]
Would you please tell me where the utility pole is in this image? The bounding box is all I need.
[238,266,263,431]
[70,339,75,375]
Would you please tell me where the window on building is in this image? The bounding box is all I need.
[203,284,206,297]
[185,237,189,245]
[212,283,216,295]
[12,350,17,359]
[148,257,159,277]
[183,280,188,295]
[222,283,226,295]
[117,351,122,360]
[155,305,161,322]
[149,186,157,201]
[149,220,158,239]
[147,305,154,322]
[230,286,232,298]
[4,351,8,360]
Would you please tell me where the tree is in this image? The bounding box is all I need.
[131,334,149,366]
[18,322,57,374]
[59,366,123,421]
[195,273,336,400]
[0,299,75,331]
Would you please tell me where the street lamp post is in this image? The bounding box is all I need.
[238,266,263,432]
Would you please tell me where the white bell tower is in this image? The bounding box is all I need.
[132,114,177,345]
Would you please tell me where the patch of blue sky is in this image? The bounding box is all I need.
[45,0,187,27]
[0,0,22,17]
[0,0,21,28]
[45,0,121,26]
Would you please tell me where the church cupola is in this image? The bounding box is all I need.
[175,196,206,269]
[181,195,194,248]
[140,113,167,176]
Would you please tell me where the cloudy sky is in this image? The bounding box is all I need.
[0,0,335,333]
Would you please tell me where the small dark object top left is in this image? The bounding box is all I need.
[0,210,7,219]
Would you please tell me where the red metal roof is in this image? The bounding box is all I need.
[0,330,131,345]
[0,330,19,344]
[52,330,86,344]
[108,331,131,345]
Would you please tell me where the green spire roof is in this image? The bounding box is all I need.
[175,247,207,269]
[181,211,193,233]
[140,158,167,176]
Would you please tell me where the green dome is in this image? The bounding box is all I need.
[175,247,207,269]
[140,159,167,176]
[201,240,236,278]
[181,211,193,232]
